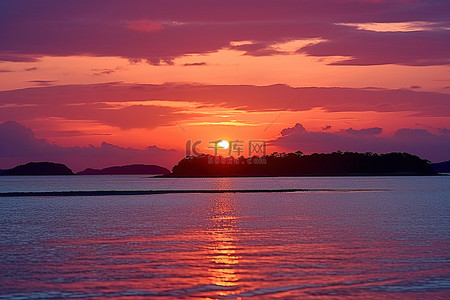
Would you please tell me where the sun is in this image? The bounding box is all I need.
[218,140,229,149]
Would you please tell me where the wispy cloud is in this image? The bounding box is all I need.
[183,62,207,66]
[126,20,163,33]
[91,66,123,76]
[27,80,57,86]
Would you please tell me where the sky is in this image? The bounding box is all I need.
[0,0,449,171]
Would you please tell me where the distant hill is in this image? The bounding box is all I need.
[431,160,450,173]
[77,164,170,175]
[168,151,437,177]
[1,162,74,175]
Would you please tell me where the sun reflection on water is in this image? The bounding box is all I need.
[207,178,241,297]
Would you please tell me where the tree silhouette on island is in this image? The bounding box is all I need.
[168,151,437,177]
[0,152,443,176]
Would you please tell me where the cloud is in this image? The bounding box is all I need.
[0,54,39,62]
[0,100,201,130]
[229,42,285,56]
[341,127,382,135]
[89,105,201,129]
[27,80,57,86]
[281,123,307,136]
[35,129,111,137]
[183,62,207,66]
[126,20,163,33]
[1,82,448,117]
[438,128,450,135]
[24,67,38,71]
[394,128,432,139]
[92,68,117,76]
[0,0,448,66]
[271,123,450,162]
[0,121,182,171]
[299,29,450,66]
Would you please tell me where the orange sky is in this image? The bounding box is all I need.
[1,50,448,150]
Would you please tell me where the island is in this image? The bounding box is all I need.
[167,151,437,177]
[0,162,74,175]
[431,160,450,173]
[77,164,170,175]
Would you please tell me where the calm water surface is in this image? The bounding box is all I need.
[0,176,449,299]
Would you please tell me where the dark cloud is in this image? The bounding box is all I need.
[299,29,450,66]
[229,42,284,56]
[0,121,181,171]
[341,127,382,135]
[0,54,39,62]
[27,80,57,86]
[91,67,122,76]
[438,128,450,135]
[183,62,207,66]
[271,123,450,162]
[281,123,306,136]
[394,128,433,139]
[0,0,448,66]
[24,67,38,71]
[92,68,116,76]
[0,69,12,72]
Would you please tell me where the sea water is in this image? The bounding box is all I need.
[0,176,449,299]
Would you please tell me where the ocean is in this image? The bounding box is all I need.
[0,176,449,299]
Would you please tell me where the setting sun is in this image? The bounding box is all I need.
[218,140,229,149]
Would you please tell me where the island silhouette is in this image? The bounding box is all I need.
[0,152,444,176]
[0,163,169,176]
[168,151,438,177]
[77,164,170,175]
[0,162,74,176]
[430,160,450,173]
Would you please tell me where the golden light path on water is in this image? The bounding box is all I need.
[207,178,241,298]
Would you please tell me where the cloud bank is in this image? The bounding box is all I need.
[272,123,450,162]
[0,121,182,171]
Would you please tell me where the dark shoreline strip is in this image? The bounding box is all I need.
[0,189,388,198]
